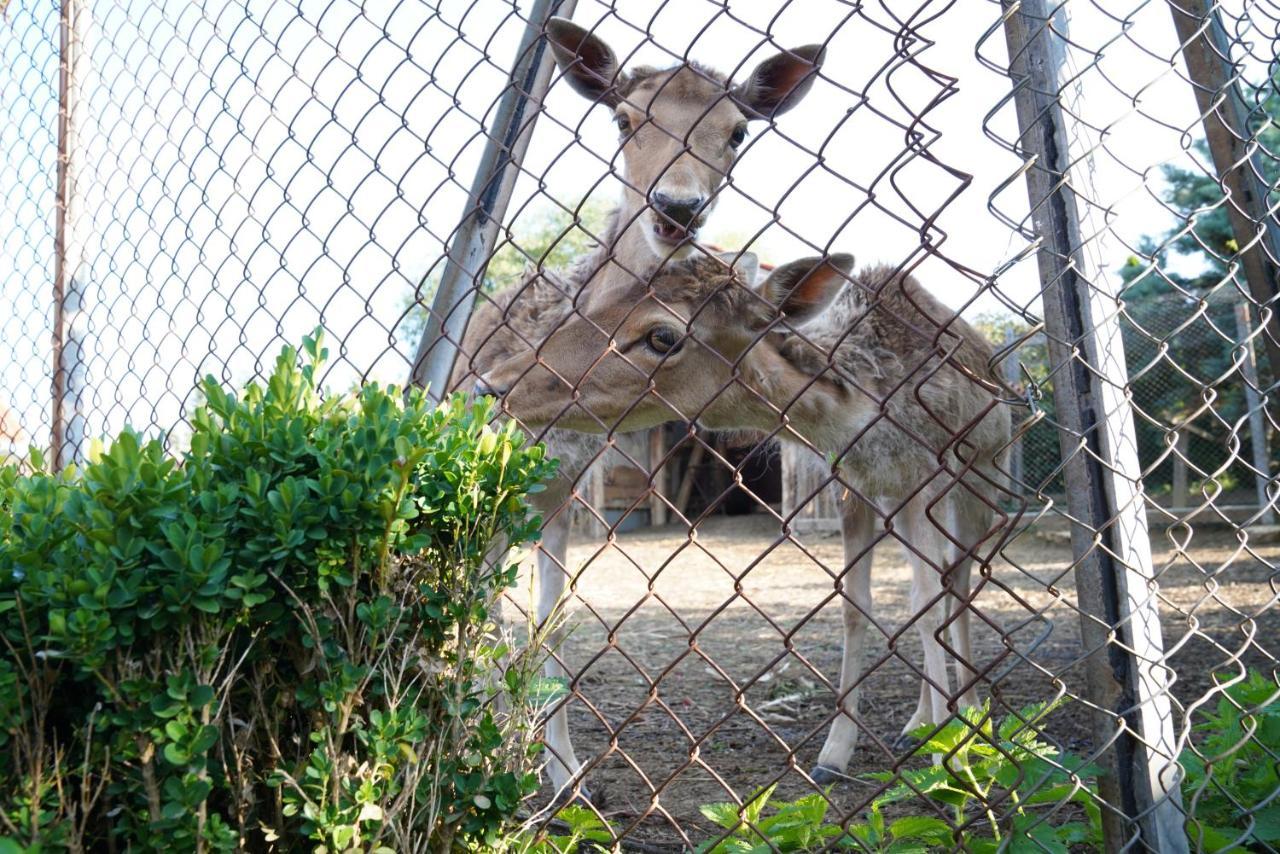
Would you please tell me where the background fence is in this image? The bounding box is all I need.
[0,0,1277,850]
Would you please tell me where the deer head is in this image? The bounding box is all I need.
[545,18,825,259]
[477,251,856,433]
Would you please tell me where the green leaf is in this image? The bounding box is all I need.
[1186,821,1246,853]
[741,784,776,829]
[700,801,746,832]
[190,684,215,708]
[1248,804,1280,842]
[889,815,953,845]
[191,597,220,614]
[190,724,219,755]
[162,743,190,765]
[1009,813,1068,854]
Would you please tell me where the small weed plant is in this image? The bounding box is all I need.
[693,701,1099,853]
[866,701,1102,852]
[506,805,616,853]
[0,333,556,851]
[1181,670,1280,852]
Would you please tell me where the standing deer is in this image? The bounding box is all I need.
[444,18,825,799]
[477,251,1012,783]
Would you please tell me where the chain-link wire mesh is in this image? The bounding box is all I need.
[1005,288,1275,519]
[0,0,1277,849]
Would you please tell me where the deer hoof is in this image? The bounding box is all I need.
[893,732,921,752]
[809,764,845,786]
[551,783,602,810]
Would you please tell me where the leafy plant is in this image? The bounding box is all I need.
[868,701,1102,853]
[697,784,952,853]
[698,784,853,852]
[1181,670,1280,852]
[694,702,1100,853]
[0,332,557,850]
[505,804,615,853]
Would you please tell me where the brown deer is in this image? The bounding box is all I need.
[477,251,1012,783]
[447,18,825,799]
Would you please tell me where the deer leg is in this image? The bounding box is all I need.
[898,498,954,742]
[535,512,588,800]
[947,549,979,712]
[812,498,875,784]
[901,588,971,741]
[947,493,997,712]
[898,493,989,746]
[901,677,933,743]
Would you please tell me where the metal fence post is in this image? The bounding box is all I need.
[408,0,577,400]
[1168,0,1280,383]
[999,2,1188,851]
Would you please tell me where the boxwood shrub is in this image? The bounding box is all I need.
[0,333,556,851]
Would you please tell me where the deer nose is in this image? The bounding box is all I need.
[473,376,506,398]
[650,191,705,227]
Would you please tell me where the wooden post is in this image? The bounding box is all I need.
[589,458,606,536]
[1001,2,1187,850]
[1234,302,1275,524]
[51,0,77,470]
[1171,432,1190,511]
[781,443,841,532]
[1172,431,1190,511]
[1003,327,1026,493]
[649,427,669,527]
[674,438,706,521]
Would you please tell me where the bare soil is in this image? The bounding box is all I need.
[515,514,1280,850]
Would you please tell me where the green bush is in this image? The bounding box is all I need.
[0,333,556,851]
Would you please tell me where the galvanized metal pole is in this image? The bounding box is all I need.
[409,0,577,400]
[1168,0,1280,383]
[51,0,76,469]
[1000,2,1188,851]
[1234,302,1275,524]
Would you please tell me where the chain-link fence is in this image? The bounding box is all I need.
[1006,288,1275,520]
[1,0,1277,850]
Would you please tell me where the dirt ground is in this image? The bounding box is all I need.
[515,513,1280,850]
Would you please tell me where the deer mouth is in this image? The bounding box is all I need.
[651,216,702,247]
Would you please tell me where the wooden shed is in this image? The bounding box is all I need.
[573,424,827,533]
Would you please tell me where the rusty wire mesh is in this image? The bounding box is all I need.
[0,0,1277,850]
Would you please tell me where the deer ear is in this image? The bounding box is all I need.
[733,44,825,119]
[546,18,622,107]
[758,253,853,324]
[715,250,760,284]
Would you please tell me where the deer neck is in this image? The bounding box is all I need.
[731,348,876,456]
[580,192,666,293]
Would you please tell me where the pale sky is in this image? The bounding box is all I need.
[0,0,1250,452]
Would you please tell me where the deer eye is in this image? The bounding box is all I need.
[615,113,632,135]
[729,125,748,148]
[645,326,683,355]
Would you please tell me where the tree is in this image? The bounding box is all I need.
[1113,78,1279,495]
[399,199,612,345]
